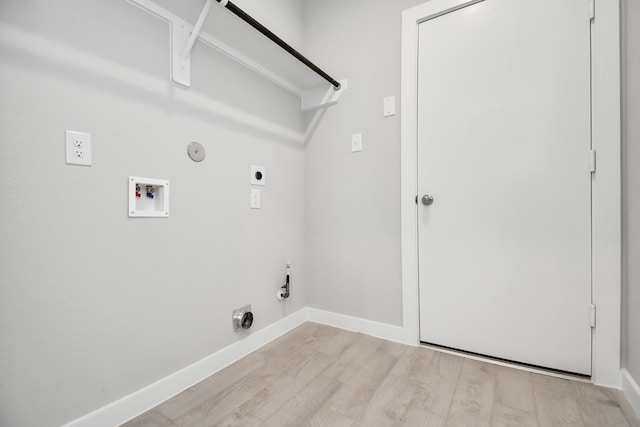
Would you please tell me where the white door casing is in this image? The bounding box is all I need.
[416,0,591,375]
[400,0,621,386]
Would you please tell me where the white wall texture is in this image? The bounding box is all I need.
[153,0,305,52]
[303,0,425,327]
[0,1,307,426]
[622,0,640,385]
[1,0,635,425]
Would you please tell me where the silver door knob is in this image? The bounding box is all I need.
[422,195,434,206]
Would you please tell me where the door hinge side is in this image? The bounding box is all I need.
[590,149,597,173]
[589,0,595,21]
[590,304,596,328]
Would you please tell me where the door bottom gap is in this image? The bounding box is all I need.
[420,341,591,382]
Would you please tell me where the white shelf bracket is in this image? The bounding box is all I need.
[172,0,212,87]
[129,0,347,110]
[181,0,212,63]
[302,79,348,111]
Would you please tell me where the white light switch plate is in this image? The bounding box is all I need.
[383,96,396,117]
[65,130,92,166]
[250,188,261,209]
[351,133,362,153]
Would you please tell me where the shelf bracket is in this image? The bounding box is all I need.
[172,0,212,87]
[302,79,348,111]
[129,0,347,110]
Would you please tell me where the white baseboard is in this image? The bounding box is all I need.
[53,306,640,427]
[62,307,410,427]
[621,368,640,420]
[63,308,308,427]
[306,307,409,345]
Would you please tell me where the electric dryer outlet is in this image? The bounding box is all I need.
[250,165,266,186]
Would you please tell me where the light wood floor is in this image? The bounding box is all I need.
[123,322,640,427]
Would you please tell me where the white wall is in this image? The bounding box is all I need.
[622,0,640,386]
[303,0,426,327]
[0,0,633,424]
[0,1,306,426]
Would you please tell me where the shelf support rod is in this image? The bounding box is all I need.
[214,0,341,91]
[181,0,213,64]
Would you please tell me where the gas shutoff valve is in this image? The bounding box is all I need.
[277,262,291,301]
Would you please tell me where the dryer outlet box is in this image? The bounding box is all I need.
[251,165,266,186]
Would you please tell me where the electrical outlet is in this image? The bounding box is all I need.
[66,130,92,166]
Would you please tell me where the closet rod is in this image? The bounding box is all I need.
[215,0,342,91]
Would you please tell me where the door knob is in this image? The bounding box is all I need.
[422,195,434,206]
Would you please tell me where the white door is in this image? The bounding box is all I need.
[417,0,592,375]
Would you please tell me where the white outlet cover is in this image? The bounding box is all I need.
[383,96,396,117]
[65,130,92,166]
[250,188,261,209]
[351,133,363,153]
[251,165,266,186]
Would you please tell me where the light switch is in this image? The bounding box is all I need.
[383,96,396,117]
[351,133,362,153]
[250,188,261,209]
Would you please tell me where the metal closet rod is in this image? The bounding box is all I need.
[216,0,341,91]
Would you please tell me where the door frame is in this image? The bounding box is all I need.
[400,0,622,387]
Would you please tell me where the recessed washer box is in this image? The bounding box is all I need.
[128,176,170,218]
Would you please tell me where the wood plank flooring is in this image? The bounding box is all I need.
[123,322,640,427]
